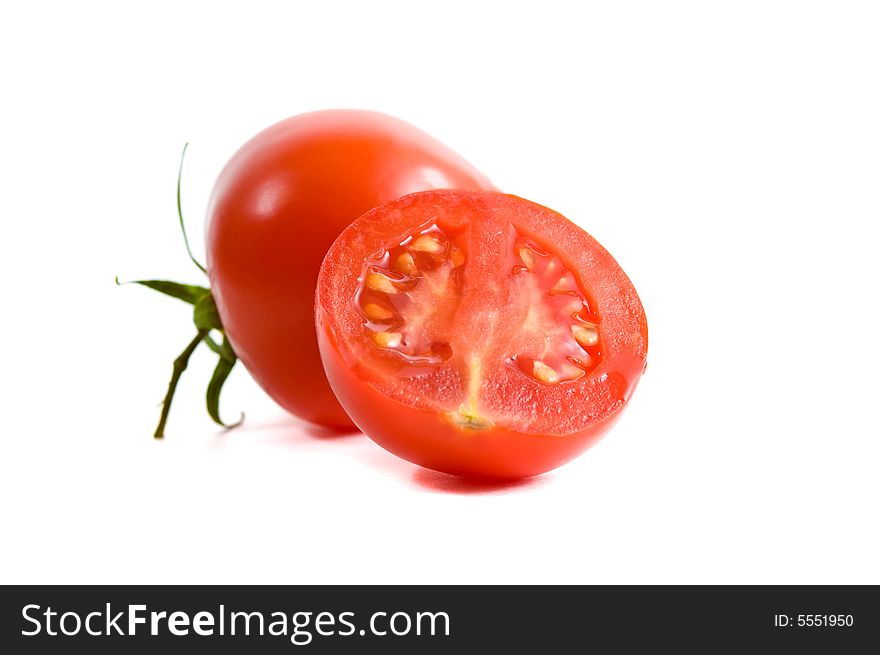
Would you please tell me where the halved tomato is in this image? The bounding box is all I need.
[316,190,648,478]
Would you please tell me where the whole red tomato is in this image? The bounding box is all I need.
[316,190,648,478]
[206,111,494,428]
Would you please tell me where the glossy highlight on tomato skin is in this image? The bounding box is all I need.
[205,110,495,428]
[316,190,648,478]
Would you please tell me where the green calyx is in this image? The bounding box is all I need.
[117,143,243,438]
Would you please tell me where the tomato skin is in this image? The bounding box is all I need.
[316,190,647,478]
[206,111,494,428]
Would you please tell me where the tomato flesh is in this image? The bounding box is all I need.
[317,190,648,478]
[206,111,494,428]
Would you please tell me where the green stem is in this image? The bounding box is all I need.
[154,329,209,438]
[177,143,207,275]
[119,144,244,439]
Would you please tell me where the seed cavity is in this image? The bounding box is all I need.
[357,224,461,366]
[508,232,602,386]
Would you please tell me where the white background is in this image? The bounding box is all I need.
[1,1,878,584]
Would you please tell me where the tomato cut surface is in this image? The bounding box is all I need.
[317,190,648,478]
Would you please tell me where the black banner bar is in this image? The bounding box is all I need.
[1,585,875,652]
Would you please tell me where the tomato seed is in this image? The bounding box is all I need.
[551,273,575,293]
[571,324,598,348]
[410,235,444,254]
[372,332,403,348]
[366,273,397,294]
[532,360,559,384]
[393,252,418,275]
[363,303,394,321]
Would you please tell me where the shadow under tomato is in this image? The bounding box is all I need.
[410,468,550,495]
[300,422,362,440]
